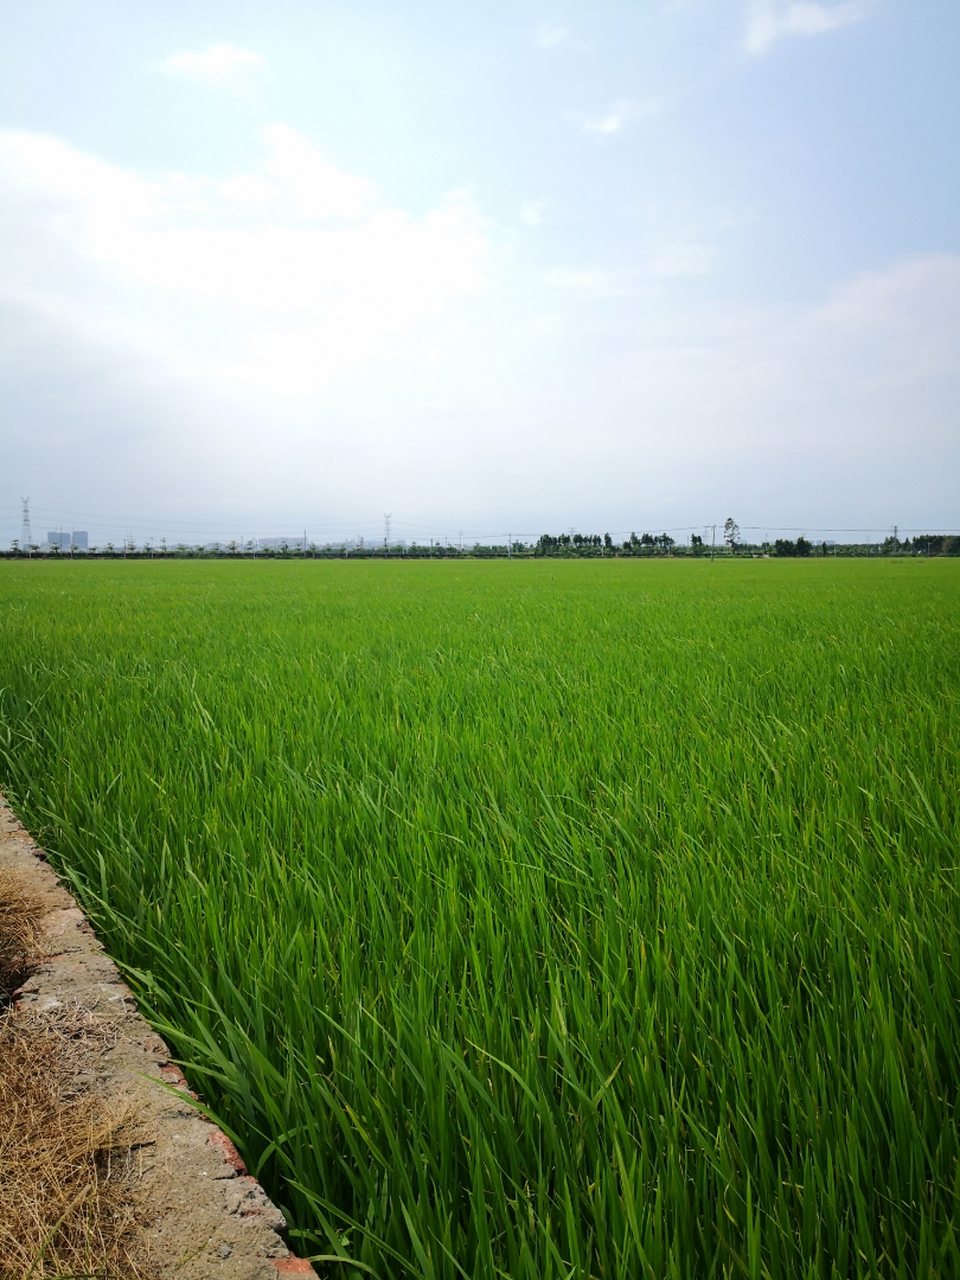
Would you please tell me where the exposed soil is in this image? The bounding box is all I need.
[0,796,318,1280]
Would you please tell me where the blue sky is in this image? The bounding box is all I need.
[1,0,957,546]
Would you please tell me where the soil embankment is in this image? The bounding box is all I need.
[0,796,316,1279]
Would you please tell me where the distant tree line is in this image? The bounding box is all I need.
[774,537,813,557]
[909,534,960,556]
[4,529,959,560]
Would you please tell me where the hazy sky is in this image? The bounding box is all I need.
[1,0,957,546]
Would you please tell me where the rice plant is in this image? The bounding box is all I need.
[0,558,957,1278]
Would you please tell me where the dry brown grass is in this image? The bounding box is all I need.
[0,868,45,999]
[0,873,153,1280]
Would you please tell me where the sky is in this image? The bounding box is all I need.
[1,0,958,547]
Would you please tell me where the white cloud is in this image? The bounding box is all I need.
[519,200,544,226]
[2,214,957,535]
[260,124,375,220]
[535,25,569,48]
[161,43,263,83]
[578,98,662,135]
[582,109,626,135]
[542,266,613,292]
[0,128,490,401]
[744,1,871,55]
[803,255,960,385]
[649,243,715,277]
[214,173,277,206]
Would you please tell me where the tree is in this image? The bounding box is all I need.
[724,517,740,551]
[914,535,940,555]
[795,536,812,557]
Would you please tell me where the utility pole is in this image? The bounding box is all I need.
[508,533,512,559]
[384,513,392,553]
[711,524,716,561]
[21,498,31,556]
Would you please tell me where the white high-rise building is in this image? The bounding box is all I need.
[46,531,88,551]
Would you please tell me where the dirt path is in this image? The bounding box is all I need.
[0,795,317,1279]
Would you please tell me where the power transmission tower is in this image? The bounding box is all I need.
[20,498,32,555]
[384,513,392,551]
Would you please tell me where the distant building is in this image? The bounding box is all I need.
[46,530,88,551]
[256,537,308,551]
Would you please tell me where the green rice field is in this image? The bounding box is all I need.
[0,558,957,1278]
